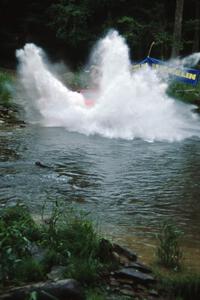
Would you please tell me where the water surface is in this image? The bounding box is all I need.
[0,125,200,267]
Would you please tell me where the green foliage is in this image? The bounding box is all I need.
[0,72,13,107]
[0,204,40,241]
[48,0,92,47]
[15,257,45,283]
[41,203,101,258]
[156,220,183,270]
[0,0,199,65]
[0,204,40,284]
[0,203,114,288]
[59,214,101,258]
[42,248,64,270]
[65,256,102,284]
[86,288,106,300]
[167,81,200,105]
[41,203,104,284]
[117,16,145,47]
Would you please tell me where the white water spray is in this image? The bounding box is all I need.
[16,31,200,141]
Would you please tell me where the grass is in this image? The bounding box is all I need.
[156,220,183,270]
[153,220,200,300]
[14,257,45,283]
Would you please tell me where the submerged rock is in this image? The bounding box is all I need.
[113,243,137,262]
[35,161,51,169]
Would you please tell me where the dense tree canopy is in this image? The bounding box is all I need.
[0,0,199,68]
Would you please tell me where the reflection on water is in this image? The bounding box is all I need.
[0,125,200,267]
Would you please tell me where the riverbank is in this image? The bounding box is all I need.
[0,70,25,127]
[1,204,200,300]
[0,105,25,127]
[0,203,157,300]
[167,81,200,110]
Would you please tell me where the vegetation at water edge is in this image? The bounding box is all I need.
[0,203,114,290]
[167,81,200,106]
[0,71,13,108]
[1,204,200,300]
[156,220,183,270]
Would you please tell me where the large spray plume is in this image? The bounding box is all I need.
[16,30,200,141]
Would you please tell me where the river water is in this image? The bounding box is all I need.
[1,125,200,267]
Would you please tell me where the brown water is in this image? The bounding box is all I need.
[0,125,200,269]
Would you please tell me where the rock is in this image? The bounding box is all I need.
[98,238,114,261]
[47,266,66,281]
[29,244,45,263]
[113,251,131,265]
[35,161,51,169]
[136,284,147,291]
[109,277,120,287]
[125,261,153,274]
[149,289,159,297]
[0,105,8,112]
[114,268,156,285]
[114,277,135,285]
[0,279,84,300]
[120,288,135,297]
[113,244,137,262]
[121,284,133,290]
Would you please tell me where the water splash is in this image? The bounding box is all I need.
[16,30,200,141]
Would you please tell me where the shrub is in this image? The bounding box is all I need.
[0,202,114,288]
[65,256,103,284]
[86,288,106,300]
[0,71,13,107]
[167,81,200,105]
[156,220,183,270]
[41,205,104,284]
[41,205,101,261]
[0,204,40,241]
[15,257,45,283]
[57,215,101,258]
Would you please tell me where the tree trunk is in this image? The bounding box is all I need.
[171,0,184,58]
[192,0,200,52]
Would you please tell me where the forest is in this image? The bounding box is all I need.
[0,0,199,68]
